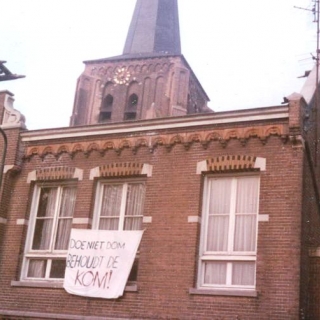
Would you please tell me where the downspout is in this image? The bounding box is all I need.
[0,127,7,192]
[305,140,320,215]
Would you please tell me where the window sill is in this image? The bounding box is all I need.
[189,288,258,297]
[11,280,138,292]
[11,280,63,288]
[125,283,138,292]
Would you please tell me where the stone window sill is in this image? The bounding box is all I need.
[11,280,138,292]
[189,288,258,297]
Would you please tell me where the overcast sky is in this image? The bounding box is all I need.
[0,0,317,130]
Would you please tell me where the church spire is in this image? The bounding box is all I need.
[123,0,181,55]
[70,0,210,127]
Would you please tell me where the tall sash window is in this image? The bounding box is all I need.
[198,175,260,289]
[23,184,77,280]
[93,180,146,282]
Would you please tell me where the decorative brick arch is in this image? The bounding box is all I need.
[23,124,288,160]
[90,162,153,180]
[27,166,83,183]
[196,155,266,174]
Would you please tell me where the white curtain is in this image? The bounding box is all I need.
[27,259,46,278]
[55,187,77,250]
[203,176,259,287]
[232,262,255,286]
[234,177,259,252]
[236,177,259,213]
[234,215,256,251]
[207,178,231,252]
[99,185,122,230]
[99,183,145,231]
[32,187,57,250]
[206,177,258,253]
[208,178,231,214]
[204,261,227,285]
[204,261,255,286]
[124,183,145,230]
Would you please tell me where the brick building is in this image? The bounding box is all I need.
[0,0,320,319]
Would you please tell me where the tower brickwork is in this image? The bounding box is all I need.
[70,0,211,126]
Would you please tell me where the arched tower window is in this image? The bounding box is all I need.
[129,94,138,107]
[99,94,113,122]
[124,93,138,120]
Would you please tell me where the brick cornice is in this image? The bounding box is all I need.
[24,124,289,160]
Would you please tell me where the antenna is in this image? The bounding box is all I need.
[294,5,316,16]
[295,1,320,165]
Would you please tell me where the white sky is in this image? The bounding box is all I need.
[0,0,317,130]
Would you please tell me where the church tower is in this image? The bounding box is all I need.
[70,0,211,126]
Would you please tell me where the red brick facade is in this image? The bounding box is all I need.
[0,96,319,319]
[1,1,320,318]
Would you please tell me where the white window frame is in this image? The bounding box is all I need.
[21,182,77,282]
[197,173,260,290]
[92,178,146,284]
[92,178,146,231]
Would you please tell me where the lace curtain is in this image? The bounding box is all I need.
[204,261,255,286]
[99,183,145,231]
[99,184,123,230]
[207,178,232,252]
[124,183,145,230]
[234,177,258,252]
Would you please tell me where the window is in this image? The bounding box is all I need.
[124,94,138,120]
[93,180,146,281]
[128,93,138,107]
[99,94,113,122]
[22,184,77,281]
[198,175,260,290]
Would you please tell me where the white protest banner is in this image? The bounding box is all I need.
[63,229,143,299]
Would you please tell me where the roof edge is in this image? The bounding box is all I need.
[21,105,289,142]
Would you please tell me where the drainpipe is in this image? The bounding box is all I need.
[0,127,7,192]
[305,140,320,215]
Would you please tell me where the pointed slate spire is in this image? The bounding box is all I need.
[123,0,181,55]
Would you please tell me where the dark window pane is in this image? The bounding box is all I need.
[50,259,66,278]
[128,94,138,107]
[124,112,137,120]
[103,94,114,109]
[99,112,112,122]
[37,188,57,217]
[32,219,53,250]
[128,258,139,282]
